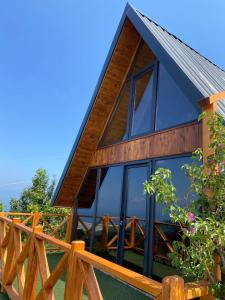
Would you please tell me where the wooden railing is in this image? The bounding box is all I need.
[0,213,212,299]
[3,212,72,243]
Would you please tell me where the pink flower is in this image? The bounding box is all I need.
[208,159,214,164]
[218,167,223,174]
[187,212,196,222]
[189,227,196,236]
[222,161,225,166]
[205,169,211,175]
[218,143,225,149]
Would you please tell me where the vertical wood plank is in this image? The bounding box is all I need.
[13,218,25,298]
[78,260,103,300]
[23,226,42,300]
[3,225,15,286]
[35,231,55,300]
[0,212,7,291]
[162,276,185,300]
[129,217,137,248]
[64,241,85,300]
[65,213,73,243]
[100,216,110,250]
[32,212,40,228]
[200,102,217,161]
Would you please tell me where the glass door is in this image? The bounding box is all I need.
[118,164,150,274]
[91,166,124,263]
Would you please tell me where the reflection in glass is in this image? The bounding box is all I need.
[128,40,155,76]
[100,81,131,146]
[131,70,154,136]
[154,156,192,263]
[155,64,199,130]
[122,166,148,274]
[93,166,123,262]
[77,169,98,247]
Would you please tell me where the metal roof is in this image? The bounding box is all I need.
[134,8,225,118]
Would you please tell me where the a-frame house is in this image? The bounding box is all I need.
[52,3,225,278]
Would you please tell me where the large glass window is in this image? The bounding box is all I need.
[153,156,192,267]
[75,156,194,279]
[155,64,199,130]
[92,166,123,262]
[155,156,192,222]
[100,48,200,148]
[100,40,156,147]
[77,168,98,247]
[122,165,148,274]
[100,81,131,146]
[131,70,155,136]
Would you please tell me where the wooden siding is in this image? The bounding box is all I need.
[90,122,202,167]
[55,19,141,207]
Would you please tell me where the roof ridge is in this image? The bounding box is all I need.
[136,9,225,74]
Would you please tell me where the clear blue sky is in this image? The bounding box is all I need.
[0,0,225,209]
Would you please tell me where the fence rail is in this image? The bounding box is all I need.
[2,211,72,245]
[0,212,213,299]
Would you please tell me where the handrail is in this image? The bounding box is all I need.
[0,213,213,299]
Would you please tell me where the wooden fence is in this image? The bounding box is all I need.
[3,212,72,243]
[0,213,212,300]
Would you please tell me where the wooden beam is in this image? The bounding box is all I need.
[199,101,217,161]
[199,90,225,106]
[90,122,201,167]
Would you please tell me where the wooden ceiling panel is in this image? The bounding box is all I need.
[54,19,141,206]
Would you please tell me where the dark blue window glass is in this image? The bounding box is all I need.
[155,156,192,222]
[93,166,123,261]
[122,165,148,274]
[155,64,199,130]
[131,70,154,137]
[97,166,123,218]
[77,168,98,246]
[100,81,131,146]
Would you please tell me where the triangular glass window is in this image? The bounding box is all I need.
[155,64,200,130]
[100,41,155,147]
[131,69,155,136]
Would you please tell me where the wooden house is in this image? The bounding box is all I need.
[52,4,225,279]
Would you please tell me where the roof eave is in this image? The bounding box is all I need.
[51,3,134,206]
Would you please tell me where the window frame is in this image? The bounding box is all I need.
[99,59,200,148]
[76,152,193,277]
[99,60,158,146]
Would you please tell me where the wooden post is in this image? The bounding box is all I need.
[23,225,42,300]
[70,205,79,242]
[65,213,73,243]
[3,223,15,287]
[162,276,185,300]
[13,218,25,298]
[101,216,110,250]
[0,212,6,292]
[200,102,222,282]
[199,102,217,162]
[32,211,40,228]
[64,241,85,300]
[129,217,137,248]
